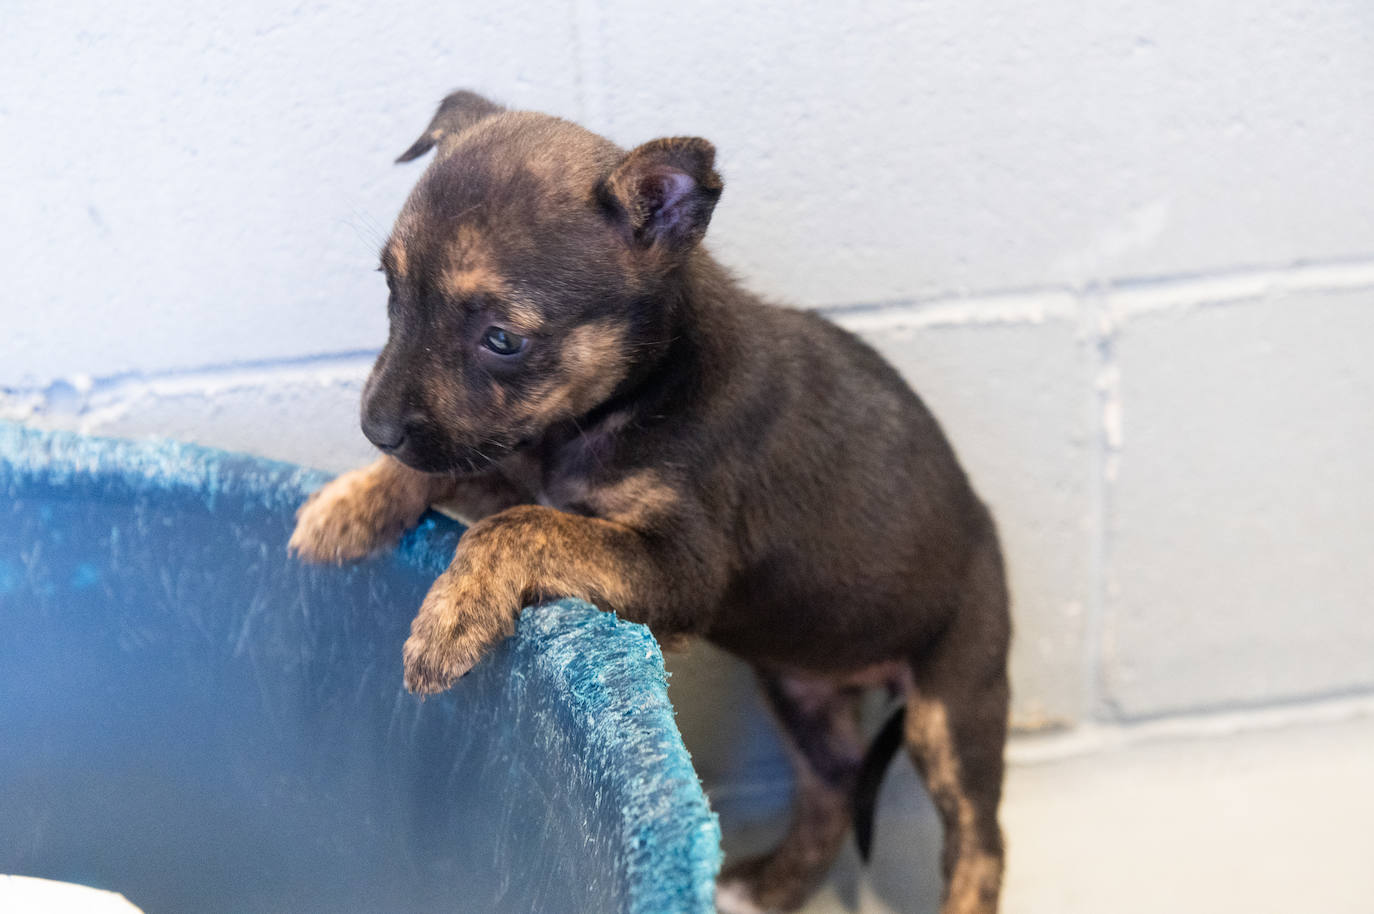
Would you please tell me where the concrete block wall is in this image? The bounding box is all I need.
[5,4,1374,901]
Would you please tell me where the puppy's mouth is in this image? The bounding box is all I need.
[392,437,524,477]
[450,449,502,475]
[389,447,492,477]
[367,406,530,475]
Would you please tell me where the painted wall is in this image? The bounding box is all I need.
[5,0,1374,884]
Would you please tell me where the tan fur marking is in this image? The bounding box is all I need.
[499,299,543,335]
[383,240,408,278]
[563,319,625,376]
[438,266,501,300]
[436,229,545,334]
[908,700,1003,914]
[514,320,628,429]
[948,855,1003,914]
[587,470,679,528]
[436,225,501,297]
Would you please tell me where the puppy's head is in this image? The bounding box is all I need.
[361,90,723,474]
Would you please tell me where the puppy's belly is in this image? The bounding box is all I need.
[705,588,948,672]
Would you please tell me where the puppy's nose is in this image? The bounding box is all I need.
[361,413,408,452]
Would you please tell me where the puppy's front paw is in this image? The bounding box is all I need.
[288,469,408,564]
[402,570,518,695]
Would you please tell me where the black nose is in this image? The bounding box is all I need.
[361,413,408,452]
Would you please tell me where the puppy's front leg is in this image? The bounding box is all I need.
[403,503,717,694]
[289,456,456,563]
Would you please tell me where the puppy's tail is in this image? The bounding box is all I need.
[852,703,906,863]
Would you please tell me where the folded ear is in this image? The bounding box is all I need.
[396,90,505,163]
[598,137,723,253]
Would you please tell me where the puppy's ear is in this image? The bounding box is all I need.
[396,90,505,163]
[598,137,723,253]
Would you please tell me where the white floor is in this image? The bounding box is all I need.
[7,713,1371,913]
[787,711,1374,913]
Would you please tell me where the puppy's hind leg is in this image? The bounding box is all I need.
[903,539,1011,914]
[715,673,864,913]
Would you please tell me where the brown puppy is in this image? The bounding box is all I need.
[289,91,1010,914]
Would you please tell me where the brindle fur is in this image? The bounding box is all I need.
[290,91,1011,914]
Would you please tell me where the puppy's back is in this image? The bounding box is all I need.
[694,293,993,667]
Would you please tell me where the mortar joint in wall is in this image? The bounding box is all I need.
[1080,283,1126,725]
[1009,688,1374,766]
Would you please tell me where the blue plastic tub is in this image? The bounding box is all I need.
[0,423,721,913]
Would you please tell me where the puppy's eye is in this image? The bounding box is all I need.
[481,326,526,356]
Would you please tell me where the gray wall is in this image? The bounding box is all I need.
[5,3,1374,899]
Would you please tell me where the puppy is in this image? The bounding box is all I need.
[289,91,1010,914]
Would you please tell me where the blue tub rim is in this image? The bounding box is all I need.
[0,421,724,914]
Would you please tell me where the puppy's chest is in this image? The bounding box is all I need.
[531,469,607,518]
